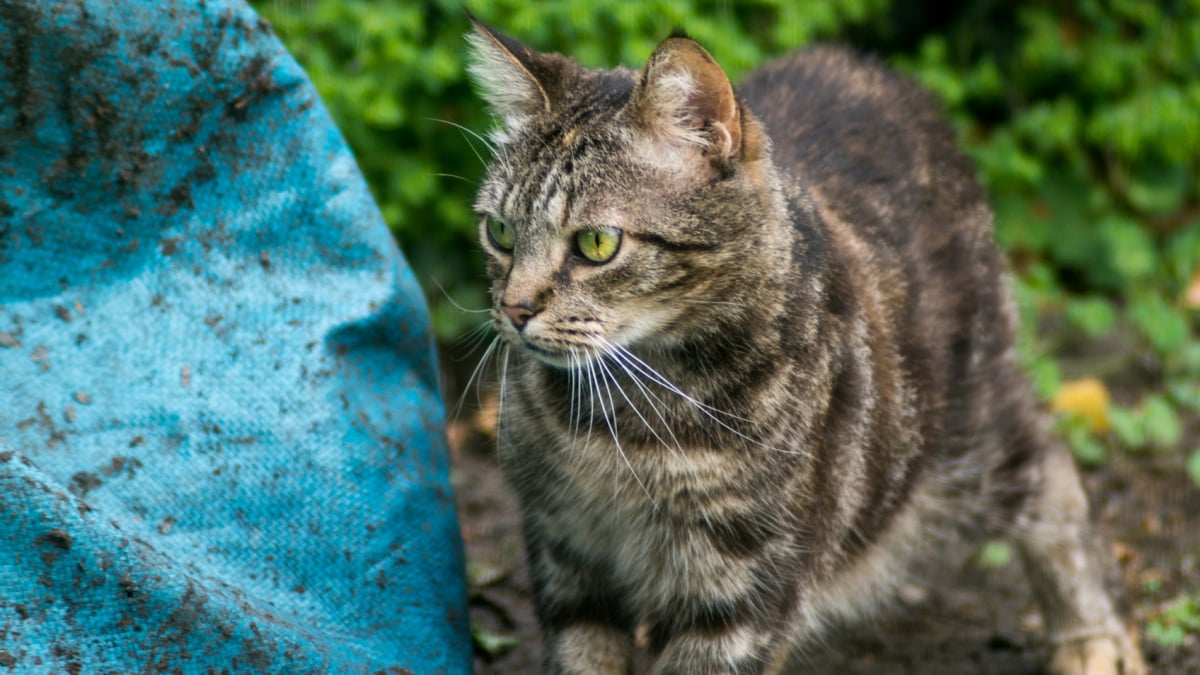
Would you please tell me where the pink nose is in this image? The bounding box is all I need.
[501,303,537,330]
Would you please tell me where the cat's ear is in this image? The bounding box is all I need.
[629,36,741,162]
[466,13,572,132]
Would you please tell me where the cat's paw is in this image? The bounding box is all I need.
[1049,630,1147,675]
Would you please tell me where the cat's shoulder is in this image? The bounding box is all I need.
[738,44,935,113]
[739,44,981,224]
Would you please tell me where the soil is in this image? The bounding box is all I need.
[442,346,1200,675]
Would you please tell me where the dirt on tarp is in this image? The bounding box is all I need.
[443,347,1200,675]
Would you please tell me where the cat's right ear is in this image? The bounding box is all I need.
[466,12,569,133]
[628,36,742,164]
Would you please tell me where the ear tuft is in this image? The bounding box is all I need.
[466,15,578,135]
[629,37,741,161]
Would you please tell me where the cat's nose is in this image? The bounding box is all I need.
[501,302,539,330]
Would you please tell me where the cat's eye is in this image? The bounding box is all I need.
[575,228,622,263]
[485,217,515,251]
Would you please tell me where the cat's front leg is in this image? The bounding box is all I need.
[643,578,799,675]
[543,622,632,675]
[527,535,634,674]
[646,627,795,675]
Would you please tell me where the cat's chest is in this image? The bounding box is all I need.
[531,411,735,504]
[507,409,744,553]
[528,432,769,610]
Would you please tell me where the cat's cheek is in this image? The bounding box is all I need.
[608,307,675,348]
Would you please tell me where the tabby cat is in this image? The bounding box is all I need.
[466,15,1145,675]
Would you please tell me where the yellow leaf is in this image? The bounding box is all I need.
[1185,270,1200,310]
[1052,377,1111,432]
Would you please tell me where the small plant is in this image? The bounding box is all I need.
[471,624,520,659]
[1146,591,1200,648]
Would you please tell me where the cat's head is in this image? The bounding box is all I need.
[467,16,783,369]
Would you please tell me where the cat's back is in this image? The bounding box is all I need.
[737,46,991,257]
[740,46,1018,456]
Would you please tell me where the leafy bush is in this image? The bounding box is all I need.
[252,0,1198,462]
[250,0,887,337]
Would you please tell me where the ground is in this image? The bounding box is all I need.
[442,348,1200,674]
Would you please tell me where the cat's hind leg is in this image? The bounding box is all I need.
[1013,441,1146,675]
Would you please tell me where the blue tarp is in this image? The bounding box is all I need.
[0,0,470,672]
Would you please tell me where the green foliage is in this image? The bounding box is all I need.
[901,1,1200,477]
[251,0,886,338]
[1188,449,1200,488]
[1109,395,1184,452]
[1147,591,1200,647]
[1060,415,1108,467]
[252,2,1200,462]
[471,625,519,658]
[975,539,1014,569]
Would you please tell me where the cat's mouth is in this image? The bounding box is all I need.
[516,338,598,369]
[494,317,609,368]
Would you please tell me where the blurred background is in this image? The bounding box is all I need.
[250,1,1199,668]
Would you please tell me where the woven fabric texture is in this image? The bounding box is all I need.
[0,0,469,672]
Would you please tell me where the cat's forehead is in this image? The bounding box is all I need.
[479,118,655,227]
[473,64,706,229]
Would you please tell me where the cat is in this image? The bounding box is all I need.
[465,14,1146,675]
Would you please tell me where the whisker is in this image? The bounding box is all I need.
[604,339,748,422]
[427,117,497,151]
[603,339,809,457]
[619,360,685,453]
[588,353,658,508]
[453,320,496,359]
[451,335,501,424]
[582,351,597,452]
[594,346,681,454]
[426,117,496,167]
[431,277,491,314]
[494,343,512,456]
[433,172,476,186]
[568,348,586,447]
[670,298,751,309]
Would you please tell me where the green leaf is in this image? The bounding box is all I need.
[1028,357,1062,402]
[1107,405,1145,449]
[1126,162,1190,216]
[1142,395,1182,448]
[1147,621,1187,647]
[1168,595,1200,630]
[363,94,405,128]
[466,560,509,588]
[1130,293,1190,356]
[1180,342,1200,376]
[1169,379,1200,413]
[1187,449,1200,489]
[1146,592,1200,646]
[472,626,520,657]
[1143,577,1163,595]
[1065,297,1116,336]
[1164,226,1200,290]
[1101,214,1157,283]
[977,540,1013,568]
[1065,419,1107,466]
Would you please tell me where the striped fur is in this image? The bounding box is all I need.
[466,17,1145,675]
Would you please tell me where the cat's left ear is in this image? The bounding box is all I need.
[465,12,575,133]
[629,36,741,162]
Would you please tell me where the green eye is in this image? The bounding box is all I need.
[575,228,622,263]
[486,217,515,251]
